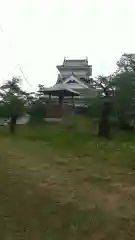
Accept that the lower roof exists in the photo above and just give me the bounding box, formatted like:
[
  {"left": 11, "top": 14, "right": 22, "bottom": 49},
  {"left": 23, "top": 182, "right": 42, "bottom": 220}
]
[{"left": 41, "top": 84, "right": 80, "bottom": 97}]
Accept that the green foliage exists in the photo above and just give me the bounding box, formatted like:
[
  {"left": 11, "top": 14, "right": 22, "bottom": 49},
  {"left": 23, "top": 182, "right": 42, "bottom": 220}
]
[
  {"left": 0, "top": 77, "right": 47, "bottom": 124},
  {"left": 0, "top": 77, "right": 25, "bottom": 119},
  {"left": 91, "top": 75, "right": 115, "bottom": 97},
  {"left": 7, "top": 95, "right": 25, "bottom": 117},
  {"left": 29, "top": 100, "right": 46, "bottom": 123},
  {"left": 117, "top": 53, "right": 135, "bottom": 72},
  {"left": 112, "top": 70, "right": 135, "bottom": 123},
  {"left": 90, "top": 53, "right": 135, "bottom": 132},
  {"left": 87, "top": 97, "right": 104, "bottom": 118},
  {"left": 0, "top": 103, "right": 8, "bottom": 118}
]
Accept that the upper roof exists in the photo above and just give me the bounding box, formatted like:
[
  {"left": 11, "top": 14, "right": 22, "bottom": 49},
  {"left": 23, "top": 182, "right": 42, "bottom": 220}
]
[{"left": 63, "top": 58, "right": 89, "bottom": 67}]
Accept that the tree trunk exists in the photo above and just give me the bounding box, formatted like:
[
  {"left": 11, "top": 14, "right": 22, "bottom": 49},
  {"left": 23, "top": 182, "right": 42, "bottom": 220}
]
[
  {"left": 98, "top": 99, "right": 111, "bottom": 138},
  {"left": 9, "top": 115, "right": 17, "bottom": 134}
]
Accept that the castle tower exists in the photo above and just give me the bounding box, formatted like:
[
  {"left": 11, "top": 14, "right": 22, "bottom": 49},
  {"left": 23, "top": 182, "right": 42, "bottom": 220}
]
[{"left": 56, "top": 57, "right": 92, "bottom": 86}]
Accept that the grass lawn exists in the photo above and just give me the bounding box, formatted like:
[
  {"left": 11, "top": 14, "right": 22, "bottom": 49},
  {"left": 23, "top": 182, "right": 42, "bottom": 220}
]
[{"left": 1, "top": 117, "right": 135, "bottom": 239}]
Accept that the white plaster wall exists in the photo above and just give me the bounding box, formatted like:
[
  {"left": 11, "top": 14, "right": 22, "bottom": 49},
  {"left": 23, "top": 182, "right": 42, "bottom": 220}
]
[
  {"left": 64, "top": 60, "right": 87, "bottom": 66},
  {"left": 60, "top": 70, "right": 88, "bottom": 77}
]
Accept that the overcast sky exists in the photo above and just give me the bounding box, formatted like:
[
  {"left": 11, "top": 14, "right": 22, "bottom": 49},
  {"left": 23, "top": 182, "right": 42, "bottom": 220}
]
[{"left": 0, "top": 0, "right": 134, "bottom": 91}]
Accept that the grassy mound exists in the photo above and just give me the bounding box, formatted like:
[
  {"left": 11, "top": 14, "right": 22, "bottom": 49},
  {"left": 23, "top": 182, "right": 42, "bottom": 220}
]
[{"left": 0, "top": 117, "right": 135, "bottom": 239}]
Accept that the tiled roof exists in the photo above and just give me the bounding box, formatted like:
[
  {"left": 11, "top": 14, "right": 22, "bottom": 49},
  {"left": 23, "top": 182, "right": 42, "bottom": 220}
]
[
  {"left": 42, "top": 84, "right": 80, "bottom": 96},
  {"left": 63, "top": 58, "right": 88, "bottom": 66}
]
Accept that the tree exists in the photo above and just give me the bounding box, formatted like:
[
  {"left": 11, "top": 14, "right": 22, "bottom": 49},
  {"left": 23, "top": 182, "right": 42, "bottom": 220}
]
[
  {"left": 112, "top": 71, "right": 135, "bottom": 130},
  {"left": 112, "top": 53, "right": 135, "bottom": 130},
  {"left": 36, "top": 84, "right": 46, "bottom": 102},
  {"left": 29, "top": 100, "right": 46, "bottom": 124},
  {"left": 91, "top": 75, "right": 114, "bottom": 137},
  {"left": 91, "top": 74, "right": 116, "bottom": 97},
  {"left": 92, "top": 54, "right": 135, "bottom": 134},
  {"left": 117, "top": 53, "right": 135, "bottom": 72},
  {"left": 0, "top": 77, "right": 26, "bottom": 133},
  {"left": 98, "top": 98, "right": 112, "bottom": 138},
  {"left": 87, "top": 96, "right": 104, "bottom": 118},
  {"left": 28, "top": 85, "right": 46, "bottom": 123}
]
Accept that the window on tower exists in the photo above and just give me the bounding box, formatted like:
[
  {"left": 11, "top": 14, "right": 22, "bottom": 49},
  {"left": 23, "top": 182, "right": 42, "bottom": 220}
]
[
  {"left": 80, "top": 78, "right": 85, "bottom": 81},
  {"left": 66, "top": 79, "right": 77, "bottom": 84}
]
